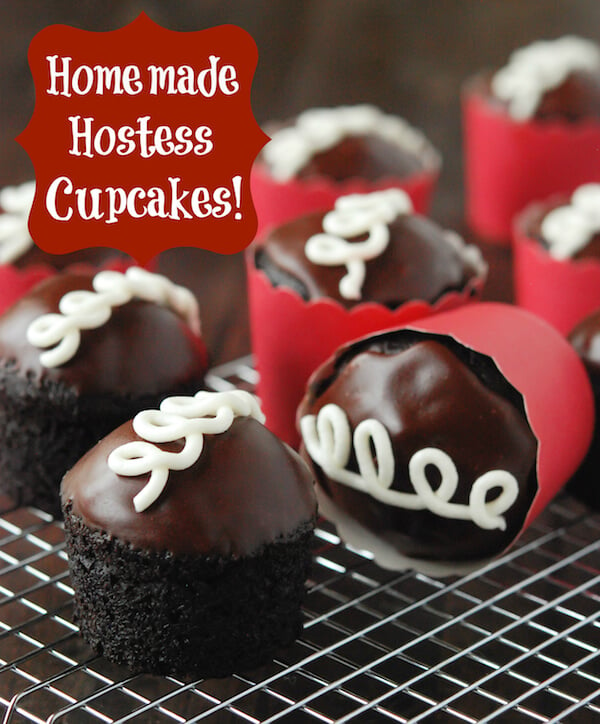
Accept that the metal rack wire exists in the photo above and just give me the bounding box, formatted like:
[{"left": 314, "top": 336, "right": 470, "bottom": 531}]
[{"left": 1, "top": 356, "right": 599, "bottom": 723}]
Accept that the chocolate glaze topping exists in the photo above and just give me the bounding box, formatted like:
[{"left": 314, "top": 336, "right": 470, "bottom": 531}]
[
  {"left": 61, "top": 416, "right": 317, "bottom": 557},
  {"left": 295, "top": 134, "right": 425, "bottom": 182},
  {"left": 521, "top": 198, "right": 600, "bottom": 260},
  {"left": 570, "top": 309, "right": 600, "bottom": 378},
  {"left": 257, "top": 211, "right": 481, "bottom": 309},
  {"left": 0, "top": 273, "right": 208, "bottom": 396},
  {"left": 477, "top": 70, "right": 600, "bottom": 122},
  {"left": 534, "top": 70, "right": 600, "bottom": 122},
  {"left": 12, "top": 246, "right": 127, "bottom": 271},
  {"left": 298, "top": 331, "right": 538, "bottom": 562},
  {"left": 261, "top": 116, "right": 430, "bottom": 182}
]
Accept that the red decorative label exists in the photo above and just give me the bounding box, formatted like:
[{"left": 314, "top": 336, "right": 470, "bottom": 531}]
[{"left": 17, "top": 13, "right": 268, "bottom": 263}]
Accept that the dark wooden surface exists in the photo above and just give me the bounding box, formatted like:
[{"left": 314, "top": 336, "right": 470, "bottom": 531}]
[{"left": 2, "top": 1, "right": 600, "bottom": 365}]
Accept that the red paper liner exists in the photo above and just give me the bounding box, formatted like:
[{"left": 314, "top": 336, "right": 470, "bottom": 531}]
[
  {"left": 0, "top": 255, "right": 146, "bottom": 315},
  {"left": 513, "top": 204, "right": 600, "bottom": 335},
  {"left": 462, "top": 79, "right": 600, "bottom": 243},
  {"left": 406, "top": 303, "right": 594, "bottom": 532},
  {"left": 247, "top": 251, "right": 486, "bottom": 448},
  {"left": 0, "top": 265, "right": 55, "bottom": 315},
  {"left": 251, "top": 160, "right": 439, "bottom": 239}
]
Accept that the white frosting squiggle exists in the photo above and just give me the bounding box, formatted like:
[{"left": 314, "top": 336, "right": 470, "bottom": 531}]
[
  {"left": 26, "top": 267, "right": 201, "bottom": 368},
  {"left": 263, "top": 105, "right": 439, "bottom": 181},
  {"left": 0, "top": 181, "right": 35, "bottom": 264},
  {"left": 304, "top": 190, "right": 413, "bottom": 299},
  {"left": 108, "top": 390, "right": 265, "bottom": 512},
  {"left": 492, "top": 36, "right": 600, "bottom": 120},
  {"left": 300, "top": 404, "right": 519, "bottom": 531},
  {"left": 541, "top": 183, "right": 600, "bottom": 259}
]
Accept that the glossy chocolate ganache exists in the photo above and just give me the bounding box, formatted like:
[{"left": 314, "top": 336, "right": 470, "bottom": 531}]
[
  {"left": 298, "top": 330, "right": 538, "bottom": 565},
  {"left": 62, "top": 391, "right": 317, "bottom": 557},
  {"left": 486, "top": 36, "right": 600, "bottom": 123},
  {"left": 567, "top": 309, "right": 600, "bottom": 509},
  {"left": 570, "top": 308, "right": 600, "bottom": 378},
  {"left": 286, "top": 133, "right": 424, "bottom": 182},
  {"left": 260, "top": 105, "right": 440, "bottom": 183},
  {"left": 522, "top": 184, "right": 600, "bottom": 262},
  {"left": 0, "top": 269, "right": 207, "bottom": 397},
  {"left": 256, "top": 190, "right": 484, "bottom": 309}
]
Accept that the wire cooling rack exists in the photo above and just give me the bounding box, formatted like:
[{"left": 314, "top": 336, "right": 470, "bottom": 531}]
[{"left": 1, "top": 356, "right": 599, "bottom": 723}]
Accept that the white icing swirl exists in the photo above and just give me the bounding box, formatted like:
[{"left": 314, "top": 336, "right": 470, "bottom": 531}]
[
  {"left": 541, "top": 183, "right": 600, "bottom": 259},
  {"left": 262, "top": 105, "right": 440, "bottom": 181},
  {"left": 26, "top": 267, "right": 201, "bottom": 368},
  {"left": 0, "top": 181, "right": 35, "bottom": 264},
  {"left": 108, "top": 390, "right": 265, "bottom": 512},
  {"left": 304, "top": 189, "right": 413, "bottom": 299},
  {"left": 492, "top": 36, "right": 600, "bottom": 121},
  {"left": 300, "top": 404, "right": 519, "bottom": 531}
]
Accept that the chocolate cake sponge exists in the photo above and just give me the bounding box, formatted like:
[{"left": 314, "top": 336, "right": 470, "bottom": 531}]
[
  {"left": 0, "top": 270, "right": 208, "bottom": 515},
  {"left": 64, "top": 505, "right": 313, "bottom": 677},
  {"left": 0, "top": 367, "right": 184, "bottom": 515},
  {"left": 61, "top": 400, "right": 317, "bottom": 677}
]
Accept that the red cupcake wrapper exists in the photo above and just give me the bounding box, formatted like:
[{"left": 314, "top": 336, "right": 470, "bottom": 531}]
[
  {"left": 407, "top": 303, "right": 594, "bottom": 532},
  {"left": 513, "top": 204, "right": 600, "bottom": 335},
  {"left": 251, "top": 161, "right": 440, "bottom": 239},
  {"left": 0, "top": 265, "right": 55, "bottom": 315},
  {"left": 0, "top": 255, "right": 146, "bottom": 315},
  {"left": 463, "top": 80, "right": 600, "bottom": 243},
  {"left": 247, "top": 250, "right": 485, "bottom": 448}
]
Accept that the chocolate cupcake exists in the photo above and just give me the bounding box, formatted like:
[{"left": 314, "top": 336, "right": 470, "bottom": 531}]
[
  {"left": 61, "top": 389, "right": 316, "bottom": 678},
  {"left": 297, "top": 304, "right": 594, "bottom": 575},
  {"left": 252, "top": 104, "right": 441, "bottom": 235},
  {"left": 0, "top": 267, "right": 208, "bottom": 514},
  {"left": 463, "top": 36, "right": 600, "bottom": 241},
  {"left": 489, "top": 37, "right": 600, "bottom": 123},
  {"left": 0, "top": 180, "right": 131, "bottom": 313},
  {"left": 568, "top": 308, "right": 600, "bottom": 508},
  {"left": 248, "top": 188, "right": 486, "bottom": 446},
  {"left": 255, "top": 192, "right": 484, "bottom": 309},
  {"left": 514, "top": 183, "right": 600, "bottom": 333}
]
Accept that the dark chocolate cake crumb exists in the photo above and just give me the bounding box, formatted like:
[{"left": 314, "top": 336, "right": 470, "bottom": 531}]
[{"left": 64, "top": 504, "right": 314, "bottom": 678}]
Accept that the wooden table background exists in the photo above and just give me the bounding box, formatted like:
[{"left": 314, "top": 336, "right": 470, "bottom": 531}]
[{"left": 1, "top": 0, "right": 599, "bottom": 365}]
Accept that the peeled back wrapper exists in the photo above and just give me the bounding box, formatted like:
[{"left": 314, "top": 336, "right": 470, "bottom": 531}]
[
  {"left": 251, "top": 160, "right": 439, "bottom": 240},
  {"left": 308, "top": 303, "right": 595, "bottom": 576},
  {"left": 513, "top": 202, "right": 600, "bottom": 335},
  {"left": 462, "top": 77, "right": 600, "bottom": 243},
  {"left": 246, "top": 247, "right": 486, "bottom": 448}
]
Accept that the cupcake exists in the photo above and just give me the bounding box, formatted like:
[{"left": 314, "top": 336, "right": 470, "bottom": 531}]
[
  {"left": 0, "top": 180, "right": 133, "bottom": 313},
  {"left": 463, "top": 36, "right": 600, "bottom": 242},
  {"left": 513, "top": 183, "right": 600, "bottom": 334},
  {"left": 61, "top": 389, "right": 317, "bottom": 678},
  {"left": 567, "top": 308, "right": 600, "bottom": 508},
  {"left": 247, "top": 188, "right": 486, "bottom": 446},
  {"left": 0, "top": 267, "right": 208, "bottom": 515},
  {"left": 297, "top": 304, "right": 594, "bottom": 576},
  {"left": 252, "top": 104, "right": 441, "bottom": 235}
]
